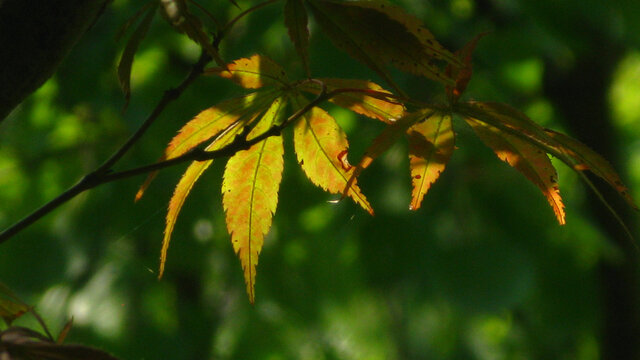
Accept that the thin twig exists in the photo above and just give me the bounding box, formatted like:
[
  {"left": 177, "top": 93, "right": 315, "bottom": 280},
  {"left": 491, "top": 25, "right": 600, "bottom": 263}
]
[{"left": 0, "top": 79, "right": 334, "bottom": 244}]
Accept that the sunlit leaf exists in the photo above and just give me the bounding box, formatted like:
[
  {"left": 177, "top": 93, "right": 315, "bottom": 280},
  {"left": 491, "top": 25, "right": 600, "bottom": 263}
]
[
  {"left": 307, "top": 0, "right": 460, "bottom": 90},
  {"left": 135, "top": 91, "right": 278, "bottom": 201},
  {"left": 284, "top": 0, "right": 311, "bottom": 76},
  {"left": 117, "top": 3, "right": 156, "bottom": 109},
  {"left": 545, "top": 129, "right": 638, "bottom": 210},
  {"left": 408, "top": 112, "right": 455, "bottom": 210},
  {"left": 293, "top": 96, "right": 373, "bottom": 214},
  {"left": 208, "top": 55, "right": 289, "bottom": 89},
  {"left": 222, "top": 101, "right": 286, "bottom": 303},
  {"left": 159, "top": 119, "right": 248, "bottom": 278},
  {"left": 343, "top": 110, "right": 431, "bottom": 197},
  {"left": 298, "top": 78, "right": 404, "bottom": 123},
  {"left": 466, "top": 117, "right": 566, "bottom": 224}
]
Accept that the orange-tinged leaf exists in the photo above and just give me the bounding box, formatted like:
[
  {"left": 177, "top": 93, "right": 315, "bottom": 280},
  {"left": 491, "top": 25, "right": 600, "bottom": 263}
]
[
  {"left": 159, "top": 118, "right": 248, "bottom": 278},
  {"left": 159, "top": 159, "right": 212, "bottom": 278},
  {"left": 466, "top": 117, "right": 566, "bottom": 224},
  {"left": 222, "top": 134, "right": 284, "bottom": 303},
  {"left": 293, "top": 97, "right": 373, "bottom": 214},
  {"left": 408, "top": 112, "right": 455, "bottom": 210},
  {"left": 298, "top": 78, "right": 404, "bottom": 123},
  {"left": 0, "top": 282, "right": 30, "bottom": 326},
  {"left": 284, "top": 0, "right": 311, "bottom": 76},
  {"left": 545, "top": 129, "right": 638, "bottom": 210},
  {"left": 307, "top": 0, "right": 459, "bottom": 89},
  {"left": 446, "top": 32, "right": 488, "bottom": 103},
  {"left": 208, "top": 55, "right": 289, "bottom": 89},
  {"left": 117, "top": 3, "right": 156, "bottom": 109},
  {"left": 342, "top": 110, "right": 431, "bottom": 198},
  {"left": 135, "top": 91, "right": 278, "bottom": 201}
]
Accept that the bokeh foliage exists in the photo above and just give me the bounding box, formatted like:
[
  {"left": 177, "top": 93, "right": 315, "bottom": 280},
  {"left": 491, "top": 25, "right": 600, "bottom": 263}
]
[{"left": 1, "top": 0, "right": 639, "bottom": 358}]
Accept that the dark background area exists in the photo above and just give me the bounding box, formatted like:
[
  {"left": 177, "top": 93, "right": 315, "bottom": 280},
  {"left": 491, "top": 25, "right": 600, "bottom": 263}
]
[{"left": 1, "top": 0, "right": 639, "bottom": 358}]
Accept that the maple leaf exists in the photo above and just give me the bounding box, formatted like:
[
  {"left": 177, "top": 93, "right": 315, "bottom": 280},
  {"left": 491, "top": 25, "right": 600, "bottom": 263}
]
[
  {"left": 208, "top": 54, "right": 289, "bottom": 89},
  {"left": 545, "top": 129, "right": 638, "bottom": 210},
  {"left": 306, "top": 0, "right": 460, "bottom": 91},
  {"left": 284, "top": 0, "right": 311, "bottom": 76},
  {"left": 446, "top": 32, "right": 488, "bottom": 104},
  {"left": 293, "top": 96, "right": 374, "bottom": 214},
  {"left": 343, "top": 110, "right": 432, "bottom": 198},
  {"left": 117, "top": 2, "right": 157, "bottom": 109},
  {"left": 408, "top": 112, "right": 455, "bottom": 210},
  {"left": 222, "top": 105, "right": 285, "bottom": 304},
  {"left": 135, "top": 91, "right": 278, "bottom": 200},
  {"left": 158, "top": 107, "right": 254, "bottom": 279},
  {"left": 465, "top": 117, "right": 566, "bottom": 224},
  {"left": 298, "top": 78, "right": 404, "bottom": 123}
]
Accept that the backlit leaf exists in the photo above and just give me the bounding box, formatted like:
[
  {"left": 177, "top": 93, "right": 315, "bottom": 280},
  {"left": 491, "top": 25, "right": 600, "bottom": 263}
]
[
  {"left": 307, "top": 0, "right": 460, "bottom": 90},
  {"left": 284, "top": 0, "right": 311, "bottom": 76},
  {"left": 209, "top": 55, "right": 289, "bottom": 89},
  {"left": 408, "top": 112, "right": 454, "bottom": 210},
  {"left": 117, "top": 3, "right": 156, "bottom": 109},
  {"left": 293, "top": 96, "right": 373, "bottom": 214},
  {"left": 222, "top": 105, "right": 285, "bottom": 303},
  {"left": 299, "top": 78, "right": 404, "bottom": 123},
  {"left": 466, "top": 117, "right": 566, "bottom": 224},
  {"left": 343, "top": 110, "right": 431, "bottom": 197},
  {"left": 159, "top": 119, "right": 248, "bottom": 278},
  {"left": 545, "top": 129, "right": 638, "bottom": 209},
  {"left": 136, "top": 91, "right": 278, "bottom": 201}
]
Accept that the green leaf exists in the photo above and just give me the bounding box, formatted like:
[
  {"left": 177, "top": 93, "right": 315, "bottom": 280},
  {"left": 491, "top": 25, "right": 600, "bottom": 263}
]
[
  {"left": 307, "top": 0, "right": 460, "bottom": 91},
  {"left": 284, "top": 0, "right": 311, "bottom": 76},
  {"left": 0, "top": 282, "right": 30, "bottom": 326}
]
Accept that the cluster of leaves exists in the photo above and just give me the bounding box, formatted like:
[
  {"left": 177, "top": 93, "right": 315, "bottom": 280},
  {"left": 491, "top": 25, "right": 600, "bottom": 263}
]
[
  {"left": 0, "top": 283, "right": 118, "bottom": 360},
  {"left": 122, "top": 0, "right": 637, "bottom": 303}
]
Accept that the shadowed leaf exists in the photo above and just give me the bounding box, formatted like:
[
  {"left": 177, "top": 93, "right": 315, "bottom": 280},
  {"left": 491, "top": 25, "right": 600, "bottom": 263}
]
[
  {"left": 117, "top": 3, "right": 156, "bottom": 109},
  {"left": 0, "top": 283, "right": 30, "bottom": 326},
  {"left": 1, "top": 326, "right": 119, "bottom": 360},
  {"left": 466, "top": 117, "right": 566, "bottom": 224},
  {"left": 446, "top": 32, "right": 488, "bottom": 103},
  {"left": 545, "top": 129, "right": 638, "bottom": 210},
  {"left": 408, "top": 112, "right": 455, "bottom": 210},
  {"left": 222, "top": 104, "right": 285, "bottom": 303},
  {"left": 307, "top": 0, "right": 460, "bottom": 91},
  {"left": 284, "top": 0, "right": 311, "bottom": 76},
  {"left": 299, "top": 78, "right": 404, "bottom": 123},
  {"left": 293, "top": 96, "right": 373, "bottom": 214}
]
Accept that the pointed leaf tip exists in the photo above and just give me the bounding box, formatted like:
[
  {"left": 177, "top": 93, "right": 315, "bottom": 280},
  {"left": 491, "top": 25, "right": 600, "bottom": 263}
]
[
  {"left": 408, "top": 112, "right": 455, "bottom": 210},
  {"left": 293, "top": 97, "right": 373, "bottom": 214},
  {"left": 466, "top": 117, "right": 566, "bottom": 225}
]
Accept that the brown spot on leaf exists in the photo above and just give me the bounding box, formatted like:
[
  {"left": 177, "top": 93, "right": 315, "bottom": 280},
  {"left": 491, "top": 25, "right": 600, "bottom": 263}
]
[{"left": 337, "top": 150, "right": 352, "bottom": 171}]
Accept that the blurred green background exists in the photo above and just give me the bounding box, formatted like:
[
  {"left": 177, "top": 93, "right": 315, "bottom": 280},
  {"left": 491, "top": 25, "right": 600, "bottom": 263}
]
[{"left": 1, "top": 0, "right": 640, "bottom": 358}]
